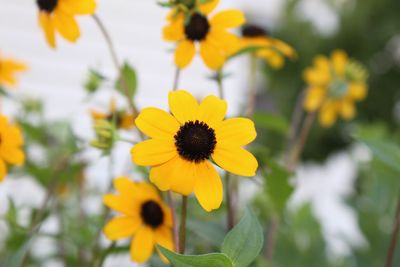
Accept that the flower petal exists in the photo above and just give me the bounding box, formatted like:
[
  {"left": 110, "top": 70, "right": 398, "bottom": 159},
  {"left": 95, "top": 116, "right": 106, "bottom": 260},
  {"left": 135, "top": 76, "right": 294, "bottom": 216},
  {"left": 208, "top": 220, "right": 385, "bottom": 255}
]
[
  {"left": 135, "top": 108, "right": 179, "bottom": 139},
  {"left": 0, "top": 159, "right": 7, "bottom": 182},
  {"left": 1, "top": 126, "right": 24, "bottom": 146},
  {"left": 38, "top": 12, "right": 56, "bottom": 48},
  {"left": 339, "top": 100, "right": 355, "bottom": 120},
  {"left": 163, "top": 15, "right": 185, "bottom": 41},
  {"left": 131, "top": 139, "right": 177, "bottom": 166},
  {"left": 348, "top": 82, "right": 367, "bottom": 101},
  {"left": 215, "top": 118, "right": 256, "bottom": 146},
  {"left": 175, "top": 40, "right": 196, "bottom": 69},
  {"left": 194, "top": 161, "right": 222, "bottom": 212},
  {"left": 53, "top": 11, "right": 80, "bottom": 42},
  {"left": 130, "top": 226, "right": 155, "bottom": 263},
  {"left": 113, "top": 176, "right": 137, "bottom": 196},
  {"left": 200, "top": 40, "right": 225, "bottom": 70},
  {"left": 210, "top": 10, "right": 246, "bottom": 29},
  {"left": 198, "top": 95, "right": 227, "bottom": 128},
  {"left": 169, "top": 90, "right": 199, "bottom": 124},
  {"left": 331, "top": 49, "right": 348, "bottom": 77},
  {"left": 199, "top": 0, "right": 220, "bottom": 14},
  {"left": 155, "top": 225, "right": 174, "bottom": 263},
  {"left": 319, "top": 101, "right": 339, "bottom": 127},
  {"left": 59, "top": 0, "right": 96, "bottom": 14},
  {"left": 212, "top": 146, "right": 258, "bottom": 176},
  {"left": 303, "top": 86, "right": 326, "bottom": 112},
  {"left": 103, "top": 194, "right": 137, "bottom": 216},
  {"left": 104, "top": 216, "right": 141, "bottom": 241},
  {"left": 0, "top": 147, "right": 24, "bottom": 165}
]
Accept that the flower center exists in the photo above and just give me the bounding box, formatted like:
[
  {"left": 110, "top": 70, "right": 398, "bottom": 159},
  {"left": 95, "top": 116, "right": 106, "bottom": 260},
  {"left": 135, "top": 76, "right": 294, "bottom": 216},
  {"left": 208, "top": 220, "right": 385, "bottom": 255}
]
[
  {"left": 241, "top": 24, "right": 268, "bottom": 37},
  {"left": 140, "top": 200, "right": 164, "bottom": 228},
  {"left": 184, "top": 13, "right": 210, "bottom": 41},
  {"left": 329, "top": 79, "right": 348, "bottom": 98},
  {"left": 36, "top": 0, "right": 58, "bottom": 13},
  {"left": 174, "top": 120, "right": 217, "bottom": 162}
]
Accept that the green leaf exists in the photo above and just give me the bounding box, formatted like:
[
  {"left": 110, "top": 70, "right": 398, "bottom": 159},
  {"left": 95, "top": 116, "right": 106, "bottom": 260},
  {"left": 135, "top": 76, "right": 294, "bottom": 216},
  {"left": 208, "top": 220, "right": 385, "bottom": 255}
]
[
  {"left": 263, "top": 161, "right": 294, "bottom": 214},
  {"left": 84, "top": 68, "right": 106, "bottom": 93},
  {"left": 158, "top": 246, "right": 233, "bottom": 267},
  {"left": 221, "top": 208, "right": 264, "bottom": 267},
  {"left": 115, "top": 62, "right": 137, "bottom": 100},
  {"left": 253, "top": 112, "right": 289, "bottom": 134}
]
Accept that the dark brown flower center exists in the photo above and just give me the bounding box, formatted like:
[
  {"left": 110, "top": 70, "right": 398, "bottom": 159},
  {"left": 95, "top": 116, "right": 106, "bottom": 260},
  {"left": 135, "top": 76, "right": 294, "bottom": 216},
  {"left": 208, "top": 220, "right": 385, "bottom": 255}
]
[
  {"left": 36, "top": 0, "right": 58, "bottom": 13},
  {"left": 184, "top": 13, "right": 210, "bottom": 41},
  {"left": 140, "top": 200, "right": 164, "bottom": 228},
  {"left": 241, "top": 24, "right": 268, "bottom": 37},
  {"left": 174, "top": 120, "right": 216, "bottom": 162}
]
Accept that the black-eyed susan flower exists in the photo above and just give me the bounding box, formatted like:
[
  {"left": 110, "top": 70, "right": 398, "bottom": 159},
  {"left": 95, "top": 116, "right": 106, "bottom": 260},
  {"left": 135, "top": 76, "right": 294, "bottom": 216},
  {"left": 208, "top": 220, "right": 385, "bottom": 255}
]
[
  {"left": 0, "top": 115, "right": 25, "bottom": 182},
  {"left": 131, "top": 90, "right": 258, "bottom": 212},
  {"left": 0, "top": 53, "right": 27, "bottom": 88},
  {"left": 90, "top": 98, "right": 135, "bottom": 129},
  {"left": 103, "top": 177, "right": 173, "bottom": 263},
  {"left": 36, "top": 0, "right": 96, "bottom": 48},
  {"left": 237, "top": 24, "right": 296, "bottom": 69},
  {"left": 303, "top": 50, "right": 368, "bottom": 127},
  {"left": 163, "top": 0, "right": 245, "bottom": 70}
]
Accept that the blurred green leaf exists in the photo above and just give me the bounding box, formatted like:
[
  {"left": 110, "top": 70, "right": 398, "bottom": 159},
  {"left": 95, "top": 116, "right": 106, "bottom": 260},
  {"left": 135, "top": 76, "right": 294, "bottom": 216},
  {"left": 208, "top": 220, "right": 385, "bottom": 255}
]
[
  {"left": 221, "top": 208, "right": 263, "bottom": 267},
  {"left": 253, "top": 112, "right": 289, "bottom": 135},
  {"left": 158, "top": 246, "right": 233, "bottom": 267},
  {"left": 116, "top": 62, "right": 137, "bottom": 100},
  {"left": 85, "top": 68, "right": 106, "bottom": 93},
  {"left": 0, "top": 228, "right": 36, "bottom": 267},
  {"left": 263, "top": 161, "right": 294, "bottom": 214}
]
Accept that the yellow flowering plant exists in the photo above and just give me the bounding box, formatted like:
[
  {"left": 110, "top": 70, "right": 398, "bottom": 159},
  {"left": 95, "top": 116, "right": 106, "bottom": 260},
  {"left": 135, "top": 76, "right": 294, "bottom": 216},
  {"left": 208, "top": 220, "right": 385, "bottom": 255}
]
[{"left": 4, "top": 1, "right": 400, "bottom": 267}]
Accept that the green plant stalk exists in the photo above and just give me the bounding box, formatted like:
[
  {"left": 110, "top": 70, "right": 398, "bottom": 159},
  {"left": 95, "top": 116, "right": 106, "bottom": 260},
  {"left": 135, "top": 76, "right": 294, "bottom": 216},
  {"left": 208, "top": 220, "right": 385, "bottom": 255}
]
[
  {"left": 246, "top": 55, "right": 258, "bottom": 117},
  {"left": 173, "top": 67, "right": 181, "bottom": 91},
  {"left": 386, "top": 195, "right": 400, "bottom": 267},
  {"left": 179, "top": 196, "right": 188, "bottom": 254},
  {"left": 168, "top": 191, "right": 180, "bottom": 252}
]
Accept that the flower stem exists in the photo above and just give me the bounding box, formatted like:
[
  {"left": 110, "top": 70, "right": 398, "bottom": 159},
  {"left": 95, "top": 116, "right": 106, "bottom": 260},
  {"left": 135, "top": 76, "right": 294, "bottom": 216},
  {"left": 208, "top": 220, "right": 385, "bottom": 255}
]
[
  {"left": 92, "top": 14, "right": 139, "bottom": 116},
  {"left": 386, "top": 195, "right": 400, "bottom": 267},
  {"left": 216, "top": 70, "right": 224, "bottom": 99},
  {"left": 265, "top": 216, "right": 279, "bottom": 261},
  {"left": 246, "top": 55, "right": 258, "bottom": 117},
  {"left": 179, "top": 196, "right": 188, "bottom": 254},
  {"left": 167, "top": 192, "right": 180, "bottom": 252},
  {"left": 173, "top": 67, "right": 181, "bottom": 91},
  {"left": 225, "top": 173, "right": 236, "bottom": 230}
]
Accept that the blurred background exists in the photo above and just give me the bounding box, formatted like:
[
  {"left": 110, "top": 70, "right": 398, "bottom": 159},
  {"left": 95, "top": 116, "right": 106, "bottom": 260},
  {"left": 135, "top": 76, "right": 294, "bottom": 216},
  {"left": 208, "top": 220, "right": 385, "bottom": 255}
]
[{"left": 0, "top": 0, "right": 399, "bottom": 266}]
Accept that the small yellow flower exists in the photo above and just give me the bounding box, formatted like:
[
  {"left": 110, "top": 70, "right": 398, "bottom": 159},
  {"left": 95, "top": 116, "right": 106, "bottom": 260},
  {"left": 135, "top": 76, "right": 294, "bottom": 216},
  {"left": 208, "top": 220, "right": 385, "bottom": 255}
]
[
  {"left": 0, "top": 115, "right": 25, "bottom": 182},
  {"left": 36, "top": 0, "right": 96, "bottom": 48},
  {"left": 238, "top": 24, "right": 296, "bottom": 69},
  {"left": 163, "top": 0, "right": 245, "bottom": 70},
  {"left": 103, "top": 177, "right": 173, "bottom": 263},
  {"left": 131, "top": 90, "right": 258, "bottom": 212},
  {"left": 0, "top": 54, "right": 27, "bottom": 88},
  {"left": 303, "top": 50, "right": 368, "bottom": 127},
  {"left": 90, "top": 98, "right": 135, "bottom": 129}
]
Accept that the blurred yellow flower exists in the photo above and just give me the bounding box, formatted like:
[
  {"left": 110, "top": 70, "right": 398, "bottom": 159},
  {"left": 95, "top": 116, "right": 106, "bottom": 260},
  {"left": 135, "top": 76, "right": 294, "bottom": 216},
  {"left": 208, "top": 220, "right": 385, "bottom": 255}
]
[
  {"left": 163, "top": 0, "right": 245, "bottom": 70},
  {"left": 303, "top": 50, "right": 368, "bottom": 127},
  {"left": 0, "top": 115, "right": 25, "bottom": 182},
  {"left": 131, "top": 90, "right": 258, "bottom": 212},
  {"left": 238, "top": 24, "right": 296, "bottom": 69},
  {"left": 90, "top": 98, "right": 135, "bottom": 129},
  {"left": 36, "top": 0, "right": 96, "bottom": 48},
  {"left": 0, "top": 54, "right": 27, "bottom": 87},
  {"left": 103, "top": 177, "right": 173, "bottom": 263}
]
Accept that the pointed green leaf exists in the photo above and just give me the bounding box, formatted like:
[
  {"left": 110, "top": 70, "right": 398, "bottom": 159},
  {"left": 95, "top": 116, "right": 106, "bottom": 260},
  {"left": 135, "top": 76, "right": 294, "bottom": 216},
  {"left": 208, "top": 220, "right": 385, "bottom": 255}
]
[
  {"left": 221, "top": 208, "right": 264, "bottom": 267},
  {"left": 158, "top": 246, "right": 233, "bottom": 267},
  {"left": 116, "top": 62, "right": 137, "bottom": 99}
]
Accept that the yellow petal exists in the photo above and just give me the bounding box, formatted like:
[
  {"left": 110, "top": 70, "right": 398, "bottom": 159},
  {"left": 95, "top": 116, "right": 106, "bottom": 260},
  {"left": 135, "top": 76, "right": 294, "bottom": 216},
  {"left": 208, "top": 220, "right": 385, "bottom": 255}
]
[
  {"left": 319, "top": 101, "right": 338, "bottom": 127},
  {"left": 207, "top": 30, "right": 240, "bottom": 56},
  {"left": 0, "top": 159, "right": 7, "bottom": 182},
  {"left": 174, "top": 40, "right": 196, "bottom": 69},
  {"left": 38, "top": 12, "right": 56, "bottom": 48},
  {"left": 339, "top": 100, "right": 355, "bottom": 120},
  {"left": 59, "top": 0, "right": 96, "bottom": 15},
  {"left": 169, "top": 90, "right": 199, "bottom": 124},
  {"left": 104, "top": 216, "right": 141, "bottom": 241},
  {"left": 199, "top": 0, "right": 220, "bottom": 14},
  {"left": 347, "top": 82, "right": 367, "bottom": 101},
  {"left": 303, "top": 67, "right": 330, "bottom": 86},
  {"left": 130, "top": 226, "right": 155, "bottom": 263},
  {"left": 2, "top": 60, "right": 28, "bottom": 72},
  {"left": 303, "top": 86, "right": 326, "bottom": 112},
  {"left": 198, "top": 95, "right": 227, "bottom": 128},
  {"left": 103, "top": 194, "right": 137, "bottom": 216},
  {"left": 155, "top": 225, "right": 173, "bottom": 252},
  {"left": 1, "top": 126, "right": 24, "bottom": 146},
  {"left": 53, "top": 10, "right": 80, "bottom": 42},
  {"left": 131, "top": 139, "right": 177, "bottom": 166},
  {"left": 331, "top": 49, "right": 348, "bottom": 77},
  {"left": 135, "top": 107, "right": 179, "bottom": 139},
  {"left": 135, "top": 182, "right": 162, "bottom": 202},
  {"left": 162, "top": 17, "right": 185, "bottom": 42},
  {"left": 161, "top": 205, "right": 173, "bottom": 227},
  {"left": 212, "top": 146, "right": 258, "bottom": 176},
  {"left": 0, "top": 147, "right": 24, "bottom": 165},
  {"left": 113, "top": 176, "right": 137, "bottom": 197},
  {"left": 215, "top": 118, "right": 256, "bottom": 146},
  {"left": 200, "top": 40, "right": 225, "bottom": 70},
  {"left": 194, "top": 161, "right": 222, "bottom": 212},
  {"left": 210, "top": 10, "right": 246, "bottom": 29}
]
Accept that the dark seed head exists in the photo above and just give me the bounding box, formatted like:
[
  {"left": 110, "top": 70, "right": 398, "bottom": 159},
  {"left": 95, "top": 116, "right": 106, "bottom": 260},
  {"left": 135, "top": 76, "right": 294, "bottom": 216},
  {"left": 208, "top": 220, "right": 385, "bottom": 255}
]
[
  {"left": 174, "top": 120, "right": 217, "bottom": 162},
  {"left": 140, "top": 201, "right": 164, "bottom": 228},
  {"left": 36, "top": 0, "right": 58, "bottom": 13},
  {"left": 241, "top": 24, "right": 268, "bottom": 38},
  {"left": 184, "top": 13, "right": 210, "bottom": 41}
]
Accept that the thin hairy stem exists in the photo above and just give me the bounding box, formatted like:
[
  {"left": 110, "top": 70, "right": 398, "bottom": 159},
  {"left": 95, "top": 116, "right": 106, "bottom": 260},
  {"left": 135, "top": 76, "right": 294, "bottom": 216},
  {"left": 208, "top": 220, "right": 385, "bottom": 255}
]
[
  {"left": 179, "top": 196, "right": 188, "bottom": 254},
  {"left": 216, "top": 70, "right": 225, "bottom": 99},
  {"left": 173, "top": 67, "right": 181, "bottom": 91}
]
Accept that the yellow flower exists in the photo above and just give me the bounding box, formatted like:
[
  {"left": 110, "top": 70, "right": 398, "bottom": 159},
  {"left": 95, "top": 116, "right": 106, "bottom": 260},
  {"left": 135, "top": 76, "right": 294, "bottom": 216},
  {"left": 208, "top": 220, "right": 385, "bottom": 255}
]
[
  {"left": 131, "top": 90, "right": 258, "bottom": 212},
  {"left": 303, "top": 50, "right": 368, "bottom": 127},
  {"left": 0, "top": 115, "right": 25, "bottom": 182},
  {"left": 163, "top": 0, "right": 245, "bottom": 70},
  {"left": 0, "top": 54, "right": 27, "bottom": 87},
  {"left": 238, "top": 24, "right": 296, "bottom": 69},
  {"left": 103, "top": 177, "right": 173, "bottom": 263},
  {"left": 36, "top": 0, "right": 96, "bottom": 48},
  {"left": 90, "top": 98, "right": 135, "bottom": 129}
]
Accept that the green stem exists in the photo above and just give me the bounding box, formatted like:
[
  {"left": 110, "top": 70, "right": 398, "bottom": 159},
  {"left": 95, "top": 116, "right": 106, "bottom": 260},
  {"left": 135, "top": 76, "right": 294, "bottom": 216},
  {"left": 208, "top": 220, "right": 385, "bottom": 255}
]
[
  {"left": 168, "top": 192, "right": 179, "bottom": 252},
  {"left": 173, "top": 67, "right": 181, "bottom": 91},
  {"left": 386, "top": 195, "right": 400, "bottom": 267},
  {"left": 216, "top": 70, "right": 224, "bottom": 99},
  {"left": 246, "top": 55, "right": 258, "bottom": 117},
  {"left": 179, "top": 196, "right": 188, "bottom": 254}
]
